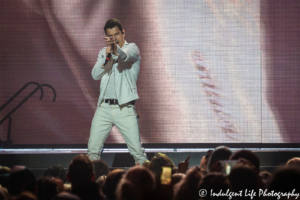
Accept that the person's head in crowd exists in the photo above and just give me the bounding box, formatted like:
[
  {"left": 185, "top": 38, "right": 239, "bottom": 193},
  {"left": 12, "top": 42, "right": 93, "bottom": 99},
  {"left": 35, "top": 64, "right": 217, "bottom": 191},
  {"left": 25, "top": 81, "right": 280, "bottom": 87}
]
[
  {"left": 95, "top": 175, "right": 106, "bottom": 188},
  {"left": 13, "top": 192, "right": 37, "bottom": 200},
  {"left": 72, "top": 181, "right": 104, "bottom": 200},
  {"left": 286, "top": 157, "right": 300, "bottom": 168},
  {"left": 0, "top": 185, "right": 9, "bottom": 200},
  {"left": 174, "top": 167, "right": 203, "bottom": 200},
  {"left": 0, "top": 166, "right": 10, "bottom": 175},
  {"left": 200, "top": 150, "right": 213, "bottom": 171},
  {"left": 43, "top": 168, "right": 52, "bottom": 177},
  {"left": 229, "top": 164, "right": 259, "bottom": 200},
  {"left": 230, "top": 150, "right": 260, "bottom": 172},
  {"left": 53, "top": 192, "right": 80, "bottom": 200},
  {"left": 93, "top": 159, "right": 109, "bottom": 181},
  {"left": 156, "top": 153, "right": 175, "bottom": 166},
  {"left": 102, "top": 169, "right": 125, "bottom": 200},
  {"left": 0, "top": 166, "right": 10, "bottom": 189},
  {"left": 142, "top": 160, "right": 151, "bottom": 168},
  {"left": 36, "top": 177, "right": 58, "bottom": 200},
  {"left": 269, "top": 167, "right": 300, "bottom": 200},
  {"left": 207, "top": 146, "right": 232, "bottom": 172},
  {"left": 260, "top": 171, "right": 272, "bottom": 188},
  {"left": 7, "top": 168, "right": 36, "bottom": 196},
  {"left": 67, "top": 154, "right": 95, "bottom": 188},
  {"left": 172, "top": 173, "right": 186, "bottom": 198},
  {"left": 199, "top": 173, "right": 231, "bottom": 200},
  {"left": 44, "top": 165, "right": 67, "bottom": 183},
  {"left": 116, "top": 166, "right": 155, "bottom": 200},
  {"left": 171, "top": 173, "right": 186, "bottom": 187},
  {"left": 149, "top": 153, "right": 175, "bottom": 177},
  {"left": 51, "top": 178, "right": 64, "bottom": 193}
]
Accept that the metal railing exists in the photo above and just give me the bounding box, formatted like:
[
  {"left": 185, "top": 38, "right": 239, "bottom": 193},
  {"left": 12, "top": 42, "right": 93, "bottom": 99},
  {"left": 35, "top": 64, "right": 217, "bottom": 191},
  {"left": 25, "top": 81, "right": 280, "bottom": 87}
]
[{"left": 0, "top": 82, "right": 56, "bottom": 147}]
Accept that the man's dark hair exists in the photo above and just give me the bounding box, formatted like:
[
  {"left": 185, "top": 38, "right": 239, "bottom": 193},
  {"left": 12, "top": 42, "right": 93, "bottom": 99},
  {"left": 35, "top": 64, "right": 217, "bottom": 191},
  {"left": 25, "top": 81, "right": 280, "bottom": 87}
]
[
  {"left": 68, "top": 155, "right": 94, "bottom": 187},
  {"left": 104, "top": 18, "right": 124, "bottom": 34}
]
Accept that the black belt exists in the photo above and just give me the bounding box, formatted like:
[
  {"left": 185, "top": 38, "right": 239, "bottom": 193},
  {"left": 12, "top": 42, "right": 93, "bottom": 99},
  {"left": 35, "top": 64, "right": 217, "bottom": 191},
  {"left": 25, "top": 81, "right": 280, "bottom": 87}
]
[
  {"left": 103, "top": 99, "right": 118, "bottom": 105},
  {"left": 102, "top": 99, "right": 135, "bottom": 105}
]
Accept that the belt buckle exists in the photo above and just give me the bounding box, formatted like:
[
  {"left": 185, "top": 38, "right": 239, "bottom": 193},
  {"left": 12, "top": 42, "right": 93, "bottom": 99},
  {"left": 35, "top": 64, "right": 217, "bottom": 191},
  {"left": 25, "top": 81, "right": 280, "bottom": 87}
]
[{"left": 113, "top": 99, "right": 116, "bottom": 105}]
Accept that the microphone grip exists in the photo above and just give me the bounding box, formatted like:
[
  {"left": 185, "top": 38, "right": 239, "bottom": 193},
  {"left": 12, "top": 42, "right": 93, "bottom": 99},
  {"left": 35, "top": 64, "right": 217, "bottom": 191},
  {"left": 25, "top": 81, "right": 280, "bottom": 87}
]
[{"left": 104, "top": 53, "right": 112, "bottom": 66}]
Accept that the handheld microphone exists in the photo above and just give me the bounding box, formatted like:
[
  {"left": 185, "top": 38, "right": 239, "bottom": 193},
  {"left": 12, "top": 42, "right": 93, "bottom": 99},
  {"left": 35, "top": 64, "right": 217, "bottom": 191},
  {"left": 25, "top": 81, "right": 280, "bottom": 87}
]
[{"left": 104, "top": 53, "right": 112, "bottom": 66}]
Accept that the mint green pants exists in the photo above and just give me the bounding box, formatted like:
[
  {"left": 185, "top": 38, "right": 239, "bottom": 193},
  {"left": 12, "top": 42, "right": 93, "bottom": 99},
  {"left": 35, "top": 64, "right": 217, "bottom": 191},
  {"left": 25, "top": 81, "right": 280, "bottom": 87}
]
[{"left": 87, "top": 102, "right": 148, "bottom": 164}]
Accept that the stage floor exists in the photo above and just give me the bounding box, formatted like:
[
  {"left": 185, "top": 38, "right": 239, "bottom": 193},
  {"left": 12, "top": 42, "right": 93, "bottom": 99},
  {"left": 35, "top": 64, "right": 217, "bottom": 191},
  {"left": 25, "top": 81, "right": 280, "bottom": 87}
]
[
  {"left": 1, "top": 148, "right": 300, "bottom": 154},
  {"left": 1, "top": 147, "right": 300, "bottom": 179}
]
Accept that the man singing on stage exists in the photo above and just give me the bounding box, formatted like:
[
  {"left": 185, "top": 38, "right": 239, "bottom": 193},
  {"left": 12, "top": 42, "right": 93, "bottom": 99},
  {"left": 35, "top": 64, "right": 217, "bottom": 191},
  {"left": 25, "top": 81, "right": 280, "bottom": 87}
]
[{"left": 87, "top": 18, "right": 148, "bottom": 165}]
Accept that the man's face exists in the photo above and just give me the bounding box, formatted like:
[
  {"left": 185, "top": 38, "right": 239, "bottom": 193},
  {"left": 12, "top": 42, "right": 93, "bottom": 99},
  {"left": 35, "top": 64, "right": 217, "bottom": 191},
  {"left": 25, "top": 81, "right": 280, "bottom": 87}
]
[{"left": 106, "top": 26, "right": 125, "bottom": 48}]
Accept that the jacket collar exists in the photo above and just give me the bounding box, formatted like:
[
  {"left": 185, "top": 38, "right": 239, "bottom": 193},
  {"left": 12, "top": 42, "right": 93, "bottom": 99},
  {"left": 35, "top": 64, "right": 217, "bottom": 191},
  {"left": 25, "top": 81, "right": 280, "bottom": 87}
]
[{"left": 122, "top": 41, "right": 128, "bottom": 49}]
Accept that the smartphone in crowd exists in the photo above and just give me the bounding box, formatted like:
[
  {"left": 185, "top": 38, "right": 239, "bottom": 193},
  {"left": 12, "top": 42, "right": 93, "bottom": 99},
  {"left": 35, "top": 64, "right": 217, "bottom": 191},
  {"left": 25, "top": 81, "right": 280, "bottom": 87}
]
[
  {"left": 219, "top": 160, "right": 240, "bottom": 175},
  {"left": 161, "top": 166, "right": 172, "bottom": 185}
]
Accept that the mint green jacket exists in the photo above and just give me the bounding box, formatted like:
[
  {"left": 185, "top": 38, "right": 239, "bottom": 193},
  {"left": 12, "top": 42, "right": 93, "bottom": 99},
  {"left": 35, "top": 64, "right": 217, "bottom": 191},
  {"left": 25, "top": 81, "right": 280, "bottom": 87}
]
[{"left": 91, "top": 41, "right": 140, "bottom": 105}]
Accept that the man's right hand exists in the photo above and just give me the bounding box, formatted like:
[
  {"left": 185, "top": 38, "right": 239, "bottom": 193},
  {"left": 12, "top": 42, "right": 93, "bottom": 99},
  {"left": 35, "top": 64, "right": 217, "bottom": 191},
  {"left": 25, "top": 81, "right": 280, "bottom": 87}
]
[{"left": 105, "top": 46, "right": 111, "bottom": 56}]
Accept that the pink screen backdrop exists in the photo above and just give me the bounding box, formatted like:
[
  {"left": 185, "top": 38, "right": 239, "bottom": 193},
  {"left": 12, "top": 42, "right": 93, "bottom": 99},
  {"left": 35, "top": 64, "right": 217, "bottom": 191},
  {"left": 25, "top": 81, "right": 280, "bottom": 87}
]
[{"left": 1, "top": 0, "right": 300, "bottom": 144}]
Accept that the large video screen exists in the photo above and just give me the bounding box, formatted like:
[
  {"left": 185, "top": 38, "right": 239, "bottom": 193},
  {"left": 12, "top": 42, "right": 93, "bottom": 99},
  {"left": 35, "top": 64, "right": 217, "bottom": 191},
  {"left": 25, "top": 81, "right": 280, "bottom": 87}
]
[{"left": 1, "top": 0, "right": 300, "bottom": 145}]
